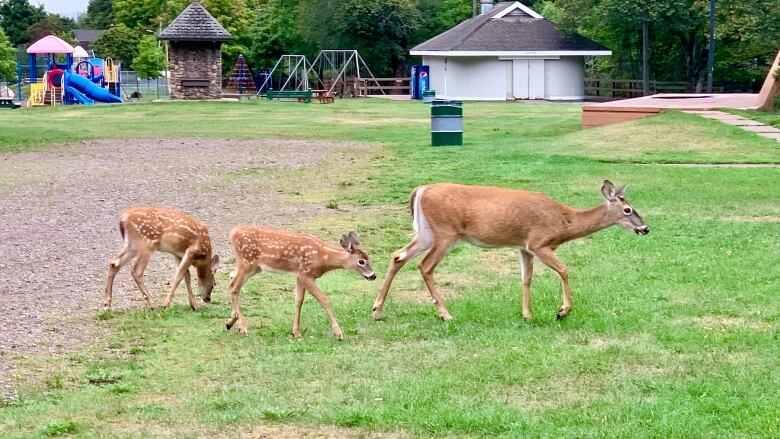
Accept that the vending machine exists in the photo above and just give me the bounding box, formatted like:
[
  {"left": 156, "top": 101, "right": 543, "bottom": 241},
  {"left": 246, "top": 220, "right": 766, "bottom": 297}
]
[{"left": 410, "top": 65, "right": 430, "bottom": 100}]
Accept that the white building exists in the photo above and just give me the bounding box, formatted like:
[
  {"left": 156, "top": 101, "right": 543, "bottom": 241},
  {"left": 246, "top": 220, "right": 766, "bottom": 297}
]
[{"left": 410, "top": 1, "right": 611, "bottom": 101}]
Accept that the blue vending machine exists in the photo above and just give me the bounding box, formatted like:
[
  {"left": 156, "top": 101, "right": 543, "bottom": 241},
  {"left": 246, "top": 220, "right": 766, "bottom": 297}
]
[{"left": 410, "top": 65, "right": 430, "bottom": 100}]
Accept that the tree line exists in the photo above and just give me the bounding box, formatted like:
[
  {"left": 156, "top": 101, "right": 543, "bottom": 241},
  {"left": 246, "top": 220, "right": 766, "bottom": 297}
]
[{"left": 1, "top": 0, "right": 778, "bottom": 90}]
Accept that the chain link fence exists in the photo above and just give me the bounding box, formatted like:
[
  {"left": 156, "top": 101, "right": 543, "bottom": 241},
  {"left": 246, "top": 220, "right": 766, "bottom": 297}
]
[{"left": 121, "top": 71, "right": 170, "bottom": 100}]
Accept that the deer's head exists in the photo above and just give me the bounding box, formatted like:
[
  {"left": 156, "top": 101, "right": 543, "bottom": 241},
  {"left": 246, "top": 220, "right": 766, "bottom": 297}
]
[
  {"left": 602, "top": 180, "right": 649, "bottom": 235},
  {"left": 340, "top": 232, "right": 377, "bottom": 280},
  {"left": 194, "top": 254, "right": 220, "bottom": 302}
]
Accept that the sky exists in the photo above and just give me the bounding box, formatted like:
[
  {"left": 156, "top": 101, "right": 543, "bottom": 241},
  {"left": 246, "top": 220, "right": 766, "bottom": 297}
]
[{"left": 37, "top": 0, "right": 89, "bottom": 19}]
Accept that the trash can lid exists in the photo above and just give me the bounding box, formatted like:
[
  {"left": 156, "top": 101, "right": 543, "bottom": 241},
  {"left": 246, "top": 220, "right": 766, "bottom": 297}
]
[{"left": 432, "top": 99, "right": 462, "bottom": 106}]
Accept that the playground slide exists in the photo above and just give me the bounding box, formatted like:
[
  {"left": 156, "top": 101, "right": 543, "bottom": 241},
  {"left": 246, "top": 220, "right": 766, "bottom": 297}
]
[
  {"left": 64, "top": 85, "right": 94, "bottom": 105},
  {"left": 64, "top": 71, "right": 122, "bottom": 103}
]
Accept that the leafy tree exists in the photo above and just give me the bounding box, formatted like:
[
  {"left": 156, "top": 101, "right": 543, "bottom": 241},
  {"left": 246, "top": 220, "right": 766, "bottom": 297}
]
[
  {"left": 113, "top": 0, "right": 162, "bottom": 31},
  {"left": 248, "top": 0, "right": 310, "bottom": 70},
  {"left": 26, "top": 14, "right": 77, "bottom": 44},
  {"left": 298, "top": 0, "right": 421, "bottom": 76},
  {"left": 0, "top": 0, "right": 45, "bottom": 45},
  {"left": 0, "top": 27, "right": 16, "bottom": 80},
  {"left": 82, "top": 0, "right": 114, "bottom": 29},
  {"left": 91, "top": 23, "right": 140, "bottom": 66},
  {"left": 132, "top": 34, "right": 167, "bottom": 78}
]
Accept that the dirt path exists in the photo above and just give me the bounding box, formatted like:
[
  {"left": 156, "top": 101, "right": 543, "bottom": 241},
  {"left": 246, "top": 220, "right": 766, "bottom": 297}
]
[{"left": 0, "top": 138, "right": 366, "bottom": 397}]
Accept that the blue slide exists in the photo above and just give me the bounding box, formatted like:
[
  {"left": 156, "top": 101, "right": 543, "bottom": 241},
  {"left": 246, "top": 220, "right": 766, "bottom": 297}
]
[{"left": 64, "top": 71, "right": 122, "bottom": 104}]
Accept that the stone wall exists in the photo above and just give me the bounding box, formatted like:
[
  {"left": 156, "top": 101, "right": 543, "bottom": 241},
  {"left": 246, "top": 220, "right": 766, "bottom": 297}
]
[{"left": 168, "top": 42, "right": 222, "bottom": 100}]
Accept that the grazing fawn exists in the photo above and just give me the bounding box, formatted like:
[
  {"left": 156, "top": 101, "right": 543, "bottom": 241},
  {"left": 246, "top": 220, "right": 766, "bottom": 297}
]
[
  {"left": 373, "top": 181, "right": 649, "bottom": 321},
  {"left": 104, "top": 207, "right": 220, "bottom": 310},
  {"left": 226, "top": 227, "right": 376, "bottom": 338}
]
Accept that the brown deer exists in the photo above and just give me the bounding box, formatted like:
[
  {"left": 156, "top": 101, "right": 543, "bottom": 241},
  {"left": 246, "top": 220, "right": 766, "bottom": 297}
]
[
  {"left": 373, "top": 181, "right": 649, "bottom": 322},
  {"left": 104, "top": 207, "right": 220, "bottom": 310},
  {"left": 226, "top": 227, "right": 376, "bottom": 338}
]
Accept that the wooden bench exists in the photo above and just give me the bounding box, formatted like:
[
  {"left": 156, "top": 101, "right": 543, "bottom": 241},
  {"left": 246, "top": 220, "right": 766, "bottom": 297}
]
[
  {"left": 314, "top": 90, "right": 335, "bottom": 104},
  {"left": 266, "top": 89, "right": 312, "bottom": 103},
  {"left": 0, "top": 97, "right": 20, "bottom": 109}
]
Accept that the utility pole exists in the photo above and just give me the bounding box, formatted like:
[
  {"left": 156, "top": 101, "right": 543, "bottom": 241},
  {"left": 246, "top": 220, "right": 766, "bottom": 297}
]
[
  {"left": 473, "top": 0, "right": 477, "bottom": 17},
  {"left": 642, "top": 21, "right": 649, "bottom": 95},
  {"left": 706, "top": 0, "right": 715, "bottom": 93}
]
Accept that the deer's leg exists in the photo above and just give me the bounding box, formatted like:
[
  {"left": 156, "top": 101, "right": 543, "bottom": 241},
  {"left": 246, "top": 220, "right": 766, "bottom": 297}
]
[
  {"left": 532, "top": 247, "right": 572, "bottom": 320},
  {"left": 373, "top": 237, "right": 427, "bottom": 320},
  {"left": 130, "top": 251, "right": 156, "bottom": 307},
  {"left": 418, "top": 237, "right": 458, "bottom": 321},
  {"left": 162, "top": 249, "right": 195, "bottom": 309},
  {"left": 173, "top": 257, "right": 197, "bottom": 311},
  {"left": 226, "top": 265, "right": 254, "bottom": 336},
  {"left": 520, "top": 249, "right": 534, "bottom": 321},
  {"left": 299, "top": 277, "right": 343, "bottom": 340},
  {"left": 292, "top": 278, "right": 305, "bottom": 339},
  {"left": 104, "top": 247, "right": 136, "bottom": 309}
]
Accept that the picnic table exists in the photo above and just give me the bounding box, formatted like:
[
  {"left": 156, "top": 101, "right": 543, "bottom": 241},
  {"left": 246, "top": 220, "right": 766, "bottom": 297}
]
[{"left": 0, "top": 97, "right": 21, "bottom": 109}]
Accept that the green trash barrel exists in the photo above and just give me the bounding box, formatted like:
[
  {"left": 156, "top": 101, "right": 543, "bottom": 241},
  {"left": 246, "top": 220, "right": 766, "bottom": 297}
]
[
  {"left": 431, "top": 100, "right": 463, "bottom": 146},
  {"left": 422, "top": 90, "right": 436, "bottom": 103}
]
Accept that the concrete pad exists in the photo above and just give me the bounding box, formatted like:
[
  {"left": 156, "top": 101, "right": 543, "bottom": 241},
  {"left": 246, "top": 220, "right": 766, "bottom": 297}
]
[
  {"left": 741, "top": 125, "right": 780, "bottom": 133},
  {"left": 758, "top": 132, "right": 780, "bottom": 141},
  {"left": 718, "top": 119, "right": 764, "bottom": 126}
]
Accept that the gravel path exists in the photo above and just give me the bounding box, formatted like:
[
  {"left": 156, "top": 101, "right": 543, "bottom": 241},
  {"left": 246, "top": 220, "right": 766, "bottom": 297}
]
[{"left": 0, "top": 138, "right": 365, "bottom": 397}]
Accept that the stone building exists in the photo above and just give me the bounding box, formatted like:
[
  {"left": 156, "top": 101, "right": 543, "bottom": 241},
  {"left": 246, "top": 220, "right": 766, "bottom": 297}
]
[{"left": 158, "top": 1, "right": 232, "bottom": 100}]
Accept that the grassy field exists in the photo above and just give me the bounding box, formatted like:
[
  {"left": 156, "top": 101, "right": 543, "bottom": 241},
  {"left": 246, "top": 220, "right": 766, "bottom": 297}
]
[{"left": 1, "top": 99, "right": 779, "bottom": 438}]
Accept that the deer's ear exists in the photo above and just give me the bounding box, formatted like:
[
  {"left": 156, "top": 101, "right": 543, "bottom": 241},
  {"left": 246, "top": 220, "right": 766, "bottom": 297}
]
[
  {"left": 211, "top": 254, "right": 220, "bottom": 270},
  {"left": 340, "top": 235, "right": 354, "bottom": 253},
  {"left": 601, "top": 180, "right": 616, "bottom": 200},
  {"left": 613, "top": 184, "right": 627, "bottom": 199},
  {"left": 347, "top": 231, "right": 360, "bottom": 246}
]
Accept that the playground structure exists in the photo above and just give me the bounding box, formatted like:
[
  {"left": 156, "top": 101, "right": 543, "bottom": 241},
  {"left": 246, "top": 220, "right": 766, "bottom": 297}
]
[
  {"left": 257, "top": 50, "right": 384, "bottom": 98},
  {"left": 308, "top": 50, "right": 383, "bottom": 97},
  {"left": 19, "top": 35, "right": 123, "bottom": 107},
  {"left": 257, "top": 55, "right": 312, "bottom": 95},
  {"left": 225, "top": 54, "right": 256, "bottom": 96}
]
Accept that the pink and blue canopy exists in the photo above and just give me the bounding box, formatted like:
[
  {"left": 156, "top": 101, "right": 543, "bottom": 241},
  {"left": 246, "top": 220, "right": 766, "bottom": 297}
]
[{"left": 26, "top": 35, "right": 75, "bottom": 54}]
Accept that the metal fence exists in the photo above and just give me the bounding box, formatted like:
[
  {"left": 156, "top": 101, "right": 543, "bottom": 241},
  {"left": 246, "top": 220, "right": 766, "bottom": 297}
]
[{"left": 121, "top": 71, "right": 169, "bottom": 99}]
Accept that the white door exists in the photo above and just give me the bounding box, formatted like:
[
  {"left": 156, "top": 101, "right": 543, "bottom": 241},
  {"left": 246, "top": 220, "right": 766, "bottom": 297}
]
[
  {"left": 512, "top": 59, "right": 529, "bottom": 99},
  {"left": 528, "top": 59, "right": 545, "bottom": 99},
  {"left": 512, "top": 59, "right": 545, "bottom": 99}
]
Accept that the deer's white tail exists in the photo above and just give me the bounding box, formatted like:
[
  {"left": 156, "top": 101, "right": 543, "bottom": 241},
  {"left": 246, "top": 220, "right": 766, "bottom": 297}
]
[{"left": 411, "top": 186, "right": 434, "bottom": 249}]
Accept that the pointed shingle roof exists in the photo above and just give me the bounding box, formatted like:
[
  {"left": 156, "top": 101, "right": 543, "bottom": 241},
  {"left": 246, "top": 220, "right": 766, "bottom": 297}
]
[{"left": 159, "top": 1, "right": 232, "bottom": 42}]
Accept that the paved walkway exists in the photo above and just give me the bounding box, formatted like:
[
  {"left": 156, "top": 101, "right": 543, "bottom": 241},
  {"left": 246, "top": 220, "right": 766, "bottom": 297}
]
[{"left": 682, "top": 110, "right": 780, "bottom": 142}]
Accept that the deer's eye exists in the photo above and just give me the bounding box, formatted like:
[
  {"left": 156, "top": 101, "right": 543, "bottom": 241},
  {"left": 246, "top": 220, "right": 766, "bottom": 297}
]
[
  {"left": 358, "top": 259, "right": 367, "bottom": 266},
  {"left": 623, "top": 207, "right": 633, "bottom": 215}
]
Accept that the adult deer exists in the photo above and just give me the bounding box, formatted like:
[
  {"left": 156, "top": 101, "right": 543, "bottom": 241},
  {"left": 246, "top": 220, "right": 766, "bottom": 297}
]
[
  {"left": 226, "top": 227, "right": 376, "bottom": 338},
  {"left": 104, "top": 207, "right": 220, "bottom": 310},
  {"left": 373, "top": 181, "right": 649, "bottom": 321}
]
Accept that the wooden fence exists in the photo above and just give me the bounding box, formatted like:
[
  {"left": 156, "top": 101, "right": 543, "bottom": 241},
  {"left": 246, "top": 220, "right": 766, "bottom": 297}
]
[
  {"left": 361, "top": 77, "right": 410, "bottom": 96},
  {"left": 585, "top": 78, "right": 690, "bottom": 98}
]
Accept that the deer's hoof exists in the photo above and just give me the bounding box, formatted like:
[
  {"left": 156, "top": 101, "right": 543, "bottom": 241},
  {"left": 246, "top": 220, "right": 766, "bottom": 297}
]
[
  {"left": 523, "top": 315, "right": 532, "bottom": 322},
  {"left": 226, "top": 322, "right": 233, "bottom": 331},
  {"left": 440, "top": 313, "right": 453, "bottom": 321},
  {"left": 556, "top": 308, "right": 570, "bottom": 320},
  {"left": 239, "top": 328, "right": 248, "bottom": 336},
  {"left": 372, "top": 309, "right": 383, "bottom": 320},
  {"left": 333, "top": 328, "right": 344, "bottom": 340}
]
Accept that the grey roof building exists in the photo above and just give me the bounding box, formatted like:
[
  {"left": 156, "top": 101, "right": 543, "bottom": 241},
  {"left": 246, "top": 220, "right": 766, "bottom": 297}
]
[
  {"left": 73, "top": 29, "right": 104, "bottom": 50},
  {"left": 410, "top": 1, "right": 611, "bottom": 100},
  {"left": 158, "top": 0, "right": 232, "bottom": 42}
]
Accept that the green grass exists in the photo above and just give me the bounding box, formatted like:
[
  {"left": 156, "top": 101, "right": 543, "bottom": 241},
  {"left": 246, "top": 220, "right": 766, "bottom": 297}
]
[{"left": 1, "top": 100, "right": 779, "bottom": 438}]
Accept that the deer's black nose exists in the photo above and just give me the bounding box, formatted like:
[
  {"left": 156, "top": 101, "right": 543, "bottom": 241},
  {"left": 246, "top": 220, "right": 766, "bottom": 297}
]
[{"left": 367, "top": 273, "right": 377, "bottom": 281}]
